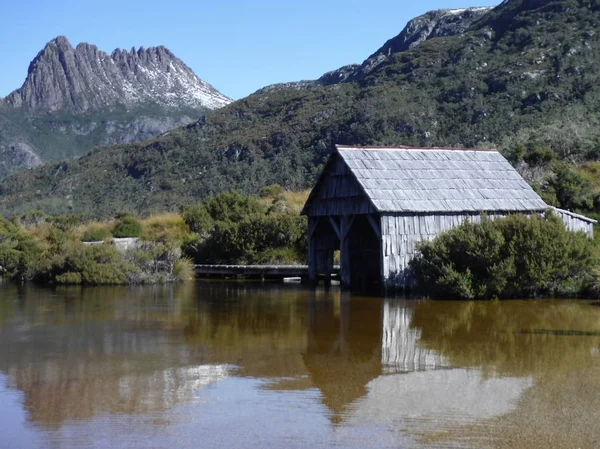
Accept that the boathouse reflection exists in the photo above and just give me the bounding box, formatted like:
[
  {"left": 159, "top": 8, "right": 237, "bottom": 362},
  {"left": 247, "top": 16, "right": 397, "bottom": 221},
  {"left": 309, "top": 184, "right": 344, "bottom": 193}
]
[{"left": 303, "top": 291, "right": 382, "bottom": 422}]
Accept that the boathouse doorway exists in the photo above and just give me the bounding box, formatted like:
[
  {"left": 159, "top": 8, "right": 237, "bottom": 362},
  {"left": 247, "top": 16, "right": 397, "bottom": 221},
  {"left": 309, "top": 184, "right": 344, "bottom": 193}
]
[
  {"left": 347, "top": 215, "right": 381, "bottom": 291},
  {"left": 308, "top": 214, "right": 382, "bottom": 291}
]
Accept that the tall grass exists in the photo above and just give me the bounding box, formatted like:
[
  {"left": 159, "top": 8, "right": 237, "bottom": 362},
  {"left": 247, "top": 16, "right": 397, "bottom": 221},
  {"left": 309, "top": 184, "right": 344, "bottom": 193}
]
[
  {"left": 173, "top": 257, "right": 195, "bottom": 281},
  {"left": 259, "top": 189, "right": 310, "bottom": 212},
  {"left": 141, "top": 213, "right": 188, "bottom": 244}
]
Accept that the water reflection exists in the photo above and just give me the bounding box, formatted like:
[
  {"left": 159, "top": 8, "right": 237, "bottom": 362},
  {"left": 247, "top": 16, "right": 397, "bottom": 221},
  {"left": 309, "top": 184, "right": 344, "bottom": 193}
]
[
  {"left": 381, "top": 301, "right": 448, "bottom": 372},
  {"left": 303, "top": 291, "right": 382, "bottom": 423},
  {"left": 0, "top": 283, "right": 599, "bottom": 448}
]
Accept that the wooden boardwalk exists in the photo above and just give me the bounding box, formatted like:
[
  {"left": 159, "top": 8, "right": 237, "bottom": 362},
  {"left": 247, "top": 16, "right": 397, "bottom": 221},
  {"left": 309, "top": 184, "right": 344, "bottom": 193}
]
[{"left": 195, "top": 264, "right": 339, "bottom": 281}]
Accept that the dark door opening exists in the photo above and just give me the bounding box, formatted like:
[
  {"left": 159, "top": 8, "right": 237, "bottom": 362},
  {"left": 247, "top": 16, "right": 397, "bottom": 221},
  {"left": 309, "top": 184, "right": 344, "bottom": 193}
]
[{"left": 348, "top": 215, "right": 382, "bottom": 293}]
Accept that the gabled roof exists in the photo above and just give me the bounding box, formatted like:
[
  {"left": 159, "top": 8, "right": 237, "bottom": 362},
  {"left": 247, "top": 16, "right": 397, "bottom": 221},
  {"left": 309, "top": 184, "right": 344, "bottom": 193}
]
[{"left": 303, "top": 145, "right": 548, "bottom": 215}]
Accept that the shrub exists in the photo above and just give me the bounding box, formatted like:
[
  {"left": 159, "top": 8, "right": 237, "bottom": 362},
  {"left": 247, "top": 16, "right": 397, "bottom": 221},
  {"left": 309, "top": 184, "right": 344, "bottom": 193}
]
[
  {"left": 15, "top": 210, "right": 49, "bottom": 228},
  {"left": 194, "top": 211, "right": 307, "bottom": 264},
  {"left": 546, "top": 162, "right": 596, "bottom": 211},
  {"left": 0, "top": 212, "right": 195, "bottom": 286},
  {"left": 82, "top": 229, "right": 112, "bottom": 242},
  {"left": 180, "top": 204, "right": 214, "bottom": 236},
  {"left": 410, "top": 212, "right": 597, "bottom": 299},
  {"left": 113, "top": 217, "right": 143, "bottom": 238},
  {"left": 55, "top": 272, "right": 82, "bottom": 284},
  {"left": 51, "top": 215, "right": 83, "bottom": 232},
  {"left": 203, "top": 190, "right": 267, "bottom": 222}
]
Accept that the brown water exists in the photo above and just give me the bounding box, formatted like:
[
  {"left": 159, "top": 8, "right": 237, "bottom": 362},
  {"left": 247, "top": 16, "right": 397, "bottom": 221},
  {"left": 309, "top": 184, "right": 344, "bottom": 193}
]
[{"left": 0, "top": 281, "right": 599, "bottom": 449}]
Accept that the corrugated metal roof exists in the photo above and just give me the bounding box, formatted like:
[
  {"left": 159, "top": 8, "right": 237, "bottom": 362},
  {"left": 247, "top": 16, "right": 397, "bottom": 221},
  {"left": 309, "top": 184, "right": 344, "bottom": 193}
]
[{"left": 336, "top": 145, "right": 548, "bottom": 213}]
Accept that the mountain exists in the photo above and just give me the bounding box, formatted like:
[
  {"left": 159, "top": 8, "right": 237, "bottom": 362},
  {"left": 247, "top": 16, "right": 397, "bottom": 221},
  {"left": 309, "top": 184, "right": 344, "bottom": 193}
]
[
  {"left": 3, "top": 36, "right": 229, "bottom": 113},
  {"left": 257, "top": 6, "right": 493, "bottom": 93},
  {"left": 0, "top": 37, "right": 231, "bottom": 176},
  {"left": 1, "top": 0, "right": 600, "bottom": 218}
]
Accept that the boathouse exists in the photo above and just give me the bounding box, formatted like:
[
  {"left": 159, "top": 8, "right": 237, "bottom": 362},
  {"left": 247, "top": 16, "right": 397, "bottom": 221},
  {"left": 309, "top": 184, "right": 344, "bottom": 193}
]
[{"left": 301, "top": 145, "right": 596, "bottom": 289}]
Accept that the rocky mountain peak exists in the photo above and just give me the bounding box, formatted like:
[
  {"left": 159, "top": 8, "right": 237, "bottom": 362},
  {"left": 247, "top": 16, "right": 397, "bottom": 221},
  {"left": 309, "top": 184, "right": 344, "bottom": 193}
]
[
  {"left": 4, "top": 37, "right": 231, "bottom": 114},
  {"left": 352, "top": 7, "right": 493, "bottom": 79},
  {"left": 373, "top": 7, "right": 492, "bottom": 56}
]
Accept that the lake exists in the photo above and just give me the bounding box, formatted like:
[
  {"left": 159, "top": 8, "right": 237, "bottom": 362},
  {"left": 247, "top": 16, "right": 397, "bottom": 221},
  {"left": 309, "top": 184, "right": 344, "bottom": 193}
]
[{"left": 0, "top": 280, "right": 599, "bottom": 449}]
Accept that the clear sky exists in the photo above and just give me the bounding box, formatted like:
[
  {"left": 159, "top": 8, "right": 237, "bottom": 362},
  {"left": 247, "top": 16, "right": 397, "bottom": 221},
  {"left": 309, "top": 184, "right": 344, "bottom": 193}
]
[{"left": 0, "top": 0, "right": 499, "bottom": 100}]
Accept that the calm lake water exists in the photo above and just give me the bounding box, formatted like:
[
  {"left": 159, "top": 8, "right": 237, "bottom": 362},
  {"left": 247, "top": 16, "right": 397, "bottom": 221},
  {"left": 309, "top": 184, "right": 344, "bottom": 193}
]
[{"left": 0, "top": 281, "right": 599, "bottom": 449}]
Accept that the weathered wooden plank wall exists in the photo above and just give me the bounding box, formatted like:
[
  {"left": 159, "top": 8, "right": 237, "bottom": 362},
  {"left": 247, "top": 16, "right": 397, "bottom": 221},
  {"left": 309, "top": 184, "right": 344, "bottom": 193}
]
[
  {"left": 380, "top": 212, "right": 509, "bottom": 288},
  {"left": 553, "top": 209, "right": 595, "bottom": 238},
  {"left": 305, "top": 154, "right": 376, "bottom": 217}
]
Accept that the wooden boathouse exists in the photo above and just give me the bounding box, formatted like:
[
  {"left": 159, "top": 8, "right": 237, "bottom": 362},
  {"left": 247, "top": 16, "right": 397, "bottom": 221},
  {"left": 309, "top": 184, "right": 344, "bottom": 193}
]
[{"left": 301, "top": 145, "right": 596, "bottom": 290}]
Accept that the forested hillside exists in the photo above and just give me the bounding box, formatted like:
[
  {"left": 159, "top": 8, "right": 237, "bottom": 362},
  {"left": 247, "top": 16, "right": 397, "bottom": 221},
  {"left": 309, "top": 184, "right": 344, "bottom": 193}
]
[{"left": 2, "top": 0, "right": 600, "bottom": 218}]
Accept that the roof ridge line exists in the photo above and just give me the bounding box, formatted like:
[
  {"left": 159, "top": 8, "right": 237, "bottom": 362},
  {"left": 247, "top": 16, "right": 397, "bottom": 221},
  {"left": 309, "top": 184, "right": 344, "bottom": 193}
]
[{"left": 335, "top": 144, "right": 498, "bottom": 152}]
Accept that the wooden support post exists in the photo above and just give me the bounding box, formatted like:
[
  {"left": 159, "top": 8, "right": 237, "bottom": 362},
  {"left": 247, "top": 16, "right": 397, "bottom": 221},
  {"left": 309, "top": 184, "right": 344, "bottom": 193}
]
[
  {"left": 328, "top": 216, "right": 341, "bottom": 240},
  {"left": 376, "top": 215, "right": 385, "bottom": 289},
  {"left": 367, "top": 214, "right": 381, "bottom": 239},
  {"left": 340, "top": 215, "right": 354, "bottom": 290},
  {"left": 308, "top": 217, "right": 318, "bottom": 285},
  {"left": 308, "top": 216, "right": 320, "bottom": 239}
]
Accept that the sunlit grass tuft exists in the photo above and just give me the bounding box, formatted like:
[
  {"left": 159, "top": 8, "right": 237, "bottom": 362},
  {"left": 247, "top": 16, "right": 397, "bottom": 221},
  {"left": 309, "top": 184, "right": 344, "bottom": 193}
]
[
  {"left": 141, "top": 213, "right": 188, "bottom": 245},
  {"left": 173, "top": 257, "right": 195, "bottom": 280}
]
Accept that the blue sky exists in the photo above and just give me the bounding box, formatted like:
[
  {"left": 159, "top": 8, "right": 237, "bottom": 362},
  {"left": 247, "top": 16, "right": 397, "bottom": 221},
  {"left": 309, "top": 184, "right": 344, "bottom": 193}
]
[{"left": 0, "top": 1, "right": 499, "bottom": 100}]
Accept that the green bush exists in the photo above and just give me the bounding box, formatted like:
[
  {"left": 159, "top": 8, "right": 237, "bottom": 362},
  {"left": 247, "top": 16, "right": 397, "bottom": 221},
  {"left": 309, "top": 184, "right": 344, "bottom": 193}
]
[
  {"left": 193, "top": 210, "right": 307, "bottom": 264},
  {"left": 181, "top": 191, "right": 306, "bottom": 265},
  {"left": 173, "top": 257, "right": 195, "bottom": 280},
  {"left": 113, "top": 217, "right": 143, "bottom": 238},
  {"left": 0, "top": 216, "right": 43, "bottom": 281},
  {"left": 203, "top": 191, "right": 267, "bottom": 222},
  {"left": 55, "top": 272, "right": 82, "bottom": 284},
  {"left": 82, "top": 229, "right": 112, "bottom": 242},
  {"left": 410, "top": 212, "right": 597, "bottom": 299},
  {"left": 51, "top": 215, "right": 83, "bottom": 232},
  {"left": 180, "top": 204, "right": 214, "bottom": 236},
  {"left": 546, "top": 162, "right": 596, "bottom": 211}
]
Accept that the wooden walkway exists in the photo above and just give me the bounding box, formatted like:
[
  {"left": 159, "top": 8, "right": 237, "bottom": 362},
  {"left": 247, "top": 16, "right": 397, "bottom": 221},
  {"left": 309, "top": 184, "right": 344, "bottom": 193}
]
[{"left": 195, "top": 264, "right": 339, "bottom": 280}]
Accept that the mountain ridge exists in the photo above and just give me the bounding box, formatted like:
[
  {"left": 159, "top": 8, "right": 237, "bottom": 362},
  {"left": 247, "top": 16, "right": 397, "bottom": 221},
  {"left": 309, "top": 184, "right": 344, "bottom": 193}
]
[{"left": 3, "top": 36, "right": 231, "bottom": 113}]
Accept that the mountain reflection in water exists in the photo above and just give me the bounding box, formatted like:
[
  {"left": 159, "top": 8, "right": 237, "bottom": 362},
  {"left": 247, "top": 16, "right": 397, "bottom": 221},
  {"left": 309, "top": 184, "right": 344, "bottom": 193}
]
[{"left": 0, "top": 282, "right": 599, "bottom": 449}]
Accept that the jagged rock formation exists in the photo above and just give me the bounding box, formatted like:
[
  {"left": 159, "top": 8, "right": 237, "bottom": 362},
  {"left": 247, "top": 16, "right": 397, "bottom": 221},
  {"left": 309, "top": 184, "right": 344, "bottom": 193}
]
[
  {"left": 353, "top": 7, "right": 493, "bottom": 79},
  {"left": 4, "top": 36, "right": 230, "bottom": 113},
  {"left": 0, "top": 37, "right": 231, "bottom": 176}
]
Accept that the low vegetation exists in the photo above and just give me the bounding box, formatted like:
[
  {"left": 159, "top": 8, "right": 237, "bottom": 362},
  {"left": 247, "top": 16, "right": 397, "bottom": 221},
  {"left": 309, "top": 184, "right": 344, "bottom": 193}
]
[
  {"left": 0, "top": 189, "right": 308, "bottom": 285},
  {"left": 181, "top": 189, "right": 308, "bottom": 265},
  {"left": 410, "top": 212, "right": 598, "bottom": 299}
]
